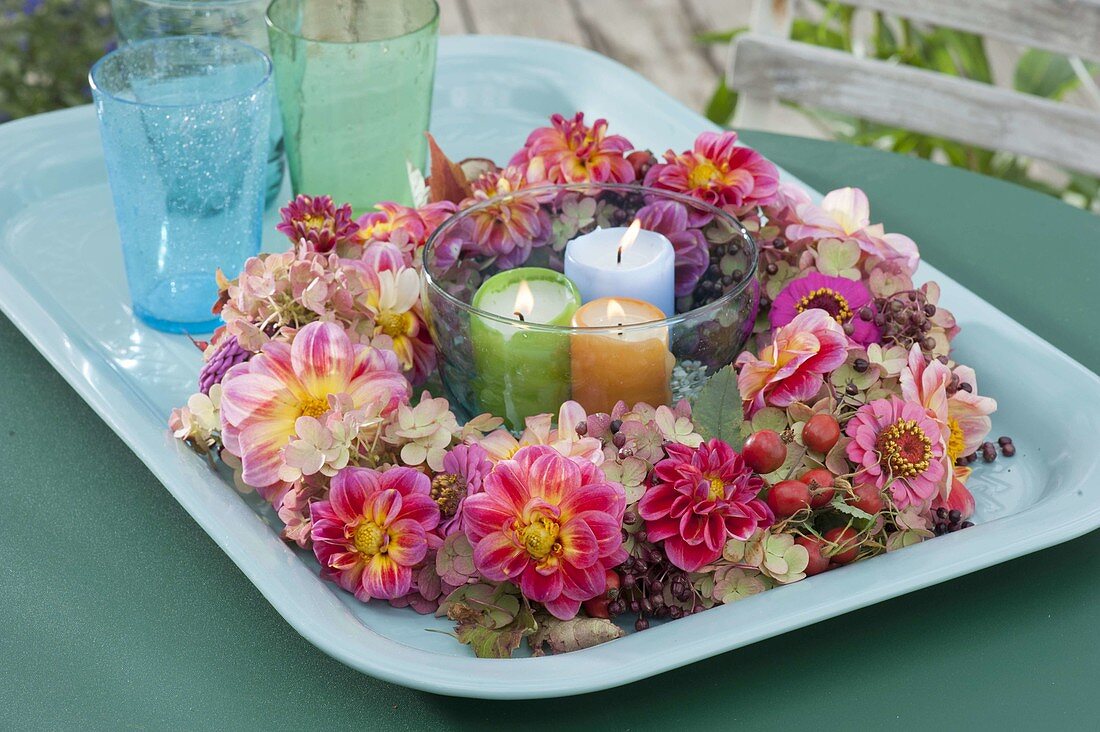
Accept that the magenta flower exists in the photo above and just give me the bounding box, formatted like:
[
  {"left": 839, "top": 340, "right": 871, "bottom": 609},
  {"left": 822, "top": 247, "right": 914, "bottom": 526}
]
[
  {"left": 639, "top": 439, "right": 771, "bottom": 572},
  {"left": 460, "top": 166, "right": 551, "bottom": 268},
  {"left": 644, "top": 131, "right": 779, "bottom": 212},
  {"left": 276, "top": 194, "right": 359, "bottom": 254},
  {"left": 434, "top": 443, "right": 493, "bottom": 537},
  {"left": 509, "top": 112, "right": 635, "bottom": 184},
  {"left": 771, "top": 272, "right": 879, "bottom": 345},
  {"left": 462, "top": 445, "right": 626, "bottom": 620},
  {"left": 735, "top": 309, "right": 849, "bottom": 416},
  {"left": 219, "top": 321, "right": 409, "bottom": 488},
  {"left": 310, "top": 466, "right": 441, "bottom": 601},
  {"left": 635, "top": 199, "right": 709, "bottom": 296},
  {"left": 846, "top": 396, "right": 946, "bottom": 509}
]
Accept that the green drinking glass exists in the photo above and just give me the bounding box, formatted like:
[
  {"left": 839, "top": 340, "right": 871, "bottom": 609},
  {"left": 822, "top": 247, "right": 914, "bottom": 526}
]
[{"left": 266, "top": 0, "right": 439, "bottom": 212}]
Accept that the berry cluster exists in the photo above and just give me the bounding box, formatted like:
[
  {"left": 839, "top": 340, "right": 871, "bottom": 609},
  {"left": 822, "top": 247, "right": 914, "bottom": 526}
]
[
  {"left": 609, "top": 540, "right": 700, "bottom": 631},
  {"left": 932, "top": 507, "right": 973, "bottom": 535},
  {"left": 690, "top": 240, "right": 745, "bottom": 309},
  {"left": 860, "top": 289, "right": 938, "bottom": 353}
]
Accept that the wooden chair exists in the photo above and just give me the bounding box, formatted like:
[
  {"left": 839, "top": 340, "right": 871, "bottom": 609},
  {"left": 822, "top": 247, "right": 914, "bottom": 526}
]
[{"left": 727, "top": 0, "right": 1100, "bottom": 177}]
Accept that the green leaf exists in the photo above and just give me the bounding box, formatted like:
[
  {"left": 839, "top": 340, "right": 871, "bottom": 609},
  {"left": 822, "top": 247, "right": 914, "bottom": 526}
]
[
  {"left": 830, "top": 495, "right": 874, "bottom": 521},
  {"left": 704, "top": 79, "right": 738, "bottom": 125},
  {"left": 454, "top": 602, "right": 537, "bottom": 659},
  {"left": 690, "top": 365, "right": 745, "bottom": 448},
  {"left": 1014, "top": 49, "right": 1081, "bottom": 100},
  {"left": 694, "top": 26, "right": 747, "bottom": 45}
]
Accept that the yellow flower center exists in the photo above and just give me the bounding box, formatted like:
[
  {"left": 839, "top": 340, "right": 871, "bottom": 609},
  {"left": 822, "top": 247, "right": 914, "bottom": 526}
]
[
  {"left": 707, "top": 475, "right": 726, "bottom": 501},
  {"left": 353, "top": 521, "right": 386, "bottom": 555},
  {"left": 689, "top": 160, "right": 721, "bottom": 189},
  {"left": 517, "top": 517, "right": 562, "bottom": 560},
  {"left": 431, "top": 473, "right": 467, "bottom": 517},
  {"left": 877, "top": 419, "right": 933, "bottom": 478},
  {"left": 376, "top": 310, "right": 412, "bottom": 339},
  {"left": 796, "top": 287, "right": 853, "bottom": 325},
  {"left": 946, "top": 417, "right": 967, "bottom": 462},
  {"left": 303, "top": 214, "right": 329, "bottom": 230},
  {"left": 299, "top": 395, "right": 329, "bottom": 418}
]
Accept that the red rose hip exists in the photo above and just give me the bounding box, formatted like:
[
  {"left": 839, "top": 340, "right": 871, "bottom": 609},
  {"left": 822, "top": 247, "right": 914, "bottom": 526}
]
[
  {"left": 743, "top": 429, "right": 787, "bottom": 474},
  {"left": 767, "top": 479, "right": 811, "bottom": 518},
  {"left": 800, "top": 467, "right": 835, "bottom": 509},
  {"left": 803, "top": 413, "right": 841, "bottom": 453},
  {"left": 796, "top": 535, "right": 831, "bottom": 576},
  {"left": 849, "top": 483, "right": 885, "bottom": 515},
  {"left": 824, "top": 526, "right": 860, "bottom": 564}
]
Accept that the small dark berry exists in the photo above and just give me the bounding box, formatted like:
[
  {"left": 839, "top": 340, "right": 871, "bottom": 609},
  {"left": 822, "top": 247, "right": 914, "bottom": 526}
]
[
  {"left": 998, "top": 436, "right": 1013, "bottom": 446},
  {"left": 961, "top": 521, "right": 974, "bottom": 529},
  {"left": 858, "top": 306, "right": 873, "bottom": 321},
  {"left": 958, "top": 382, "right": 973, "bottom": 393},
  {"left": 853, "top": 357, "right": 869, "bottom": 372},
  {"left": 765, "top": 263, "right": 778, "bottom": 275},
  {"left": 636, "top": 530, "right": 648, "bottom": 543},
  {"left": 845, "top": 382, "right": 859, "bottom": 396},
  {"left": 575, "top": 420, "right": 588, "bottom": 436},
  {"left": 622, "top": 574, "right": 636, "bottom": 590},
  {"left": 610, "top": 419, "right": 623, "bottom": 433},
  {"left": 629, "top": 600, "right": 641, "bottom": 613},
  {"left": 936, "top": 507, "right": 948, "bottom": 520},
  {"left": 948, "top": 509, "right": 962, "bottom": 524},
  {"left": 981, "top": 442, "right": 997, "bottom": 462},
  {"left": 612, "top": 432, "right": 626, "bottom": 448},
  {"left": 618, "top": 447, "right": 634, "bottom": 460},
  {"left": 635, "top": 617, "right": 650, "bottom": 631},
  {"left": 668, "top": 606, "right": 683, "bottom": 619},
  {"left": 1001, "top": 443, "right": 1016, "bottom": 457}
]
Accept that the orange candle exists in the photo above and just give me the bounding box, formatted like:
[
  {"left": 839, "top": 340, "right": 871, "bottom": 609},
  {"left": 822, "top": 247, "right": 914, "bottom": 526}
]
[{"left": 570, "top": 297, "right": 674, "bottom": 414}]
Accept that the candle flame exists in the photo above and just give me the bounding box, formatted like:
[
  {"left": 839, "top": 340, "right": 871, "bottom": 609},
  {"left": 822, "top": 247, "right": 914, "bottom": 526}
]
[
  {"left": 606, "top": 299, "right": 626, "bottom": 319},
  {"left": 617, "top": 219, "right": 642, "bottom": 264},
  {"left": 514, "top": 280, "right": 535, "bottom": 321}
]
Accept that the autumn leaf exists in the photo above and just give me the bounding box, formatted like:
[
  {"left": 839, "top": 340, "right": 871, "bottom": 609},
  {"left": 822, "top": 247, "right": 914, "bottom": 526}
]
[
  {"left": 427, "top": 132, "right": 472, "bottom": 204},
  {"left": 530, "top": 616, "right": 625, "bottom": 656}
]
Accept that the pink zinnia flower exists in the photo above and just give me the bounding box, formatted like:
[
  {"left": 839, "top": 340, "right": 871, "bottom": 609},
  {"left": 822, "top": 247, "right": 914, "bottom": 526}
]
[
  {"left": 771, "top": 272, "right": 880, "bottom": 346},
  {"left": 276, "top": 194, "right": 359, "bottom": 254},
  {"left": 635, "top": 199, "right": 709, "bottom": 297},
  {"left": 310, "top": 466, "right": 441, "bottom": 601},
  {"left": 846, "top": 396, "right": 946, "bottom": 509},
  {"left": 639, "top": 439, "right": 771, "bottom": 572},
  {"left": 462, "top": 445, "right": 626, "bottom": 620},
  {"left": 509, "top": 112, "right": 635, "bottom": 184},
  {"left": 785, "top": 188, "right": 918, "bottom": 275},
  {"left": 434, "top": 443, "right": 493, "bottom": 537},
  {"left": 219, "top": 321, "right": 409, "bottom": 488},
  {"left": 644, "top": 131, "right": 779, "bottom": 212},
  {"left": 460, "top": 166, "right": 551, "bottom": 268},
  {"left": 735, "top": 309, "right": 849, "bottom": 416}
]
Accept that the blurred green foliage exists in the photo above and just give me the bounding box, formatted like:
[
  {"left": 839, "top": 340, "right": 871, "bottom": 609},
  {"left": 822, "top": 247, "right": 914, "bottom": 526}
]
[
  {"left": 701, "top": 1, "right": 1100, "bottom": 212},
  {"left": 0, "top": 0, "right": 116, "bottom": 123}
]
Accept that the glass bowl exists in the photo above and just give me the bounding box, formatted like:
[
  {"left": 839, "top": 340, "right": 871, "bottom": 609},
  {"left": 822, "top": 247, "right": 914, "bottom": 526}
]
[{"left": 421, "top": 183, "right": 759, "bottom": 429}]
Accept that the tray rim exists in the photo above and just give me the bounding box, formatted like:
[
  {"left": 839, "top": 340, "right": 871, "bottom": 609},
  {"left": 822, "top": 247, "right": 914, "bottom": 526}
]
[{"left": 2, "top": 35, "right": 1100, "bottom": 699}]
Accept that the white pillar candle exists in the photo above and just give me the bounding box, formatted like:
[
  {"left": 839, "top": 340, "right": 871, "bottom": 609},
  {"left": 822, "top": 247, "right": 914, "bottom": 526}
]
[{"left": 563, "top": 220, "right": 676, "bottom": 317}]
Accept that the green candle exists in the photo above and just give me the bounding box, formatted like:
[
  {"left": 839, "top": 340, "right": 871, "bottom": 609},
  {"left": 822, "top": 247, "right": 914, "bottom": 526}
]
[{"left": 470, "top": 267, "right": 581, "bottom": 430}]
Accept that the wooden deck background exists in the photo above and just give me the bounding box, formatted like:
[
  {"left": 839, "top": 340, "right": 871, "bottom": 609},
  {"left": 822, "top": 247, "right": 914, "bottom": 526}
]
[{"left": 436, "top": 0, "right": 753, "bottom": 113}]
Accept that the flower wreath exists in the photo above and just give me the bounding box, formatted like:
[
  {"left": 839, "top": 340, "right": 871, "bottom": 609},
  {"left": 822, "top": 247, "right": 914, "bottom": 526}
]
[{"left": 171, "top": 112, "right": 1006, "bottom": 658}]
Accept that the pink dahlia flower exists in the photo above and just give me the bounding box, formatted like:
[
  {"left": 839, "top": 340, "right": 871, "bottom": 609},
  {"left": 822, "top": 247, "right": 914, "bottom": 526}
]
[
  {"left": 639, "top": 439, "right": 771, "bottom": 572},
  {"left": 219, "top": 321, "right": 409, "bottom": 488},
  {"left": 509, "top": 112, "right": 635, "bottom": 184},
  {"left": 462, "top": 445, "right": 626, "bottom": 619},
  {"left": 735, "top": 309, "right": 849, "bottom": 416},
  {"left": 846, "top": 396, "right": 946, "bottom": 509},
  {"left": 460, "top": 166, "right": 551, "bottom": 268},
  {"left": 310, "top": 466, "right": 441, "bottom": 601},
  {"left": 276, "top": 194, "right": 359, "bottom": 254},
  {"left": 785, "top": 188, "right": 919, "bottom": 275},
  {"left": 771, "top": 272, "right": 879, "bottom": 346},
  {"left": 644, "top": 131, "right": 779, "bottom": 212},
  {"left": 434, "top": 443, "right": 493, "bottom": 537},
  {"left": 356, "top": 200, "right": 456, "bottom": 266},
  {"left": 635, "top": 199, "right": 709, "bottom": 297}
]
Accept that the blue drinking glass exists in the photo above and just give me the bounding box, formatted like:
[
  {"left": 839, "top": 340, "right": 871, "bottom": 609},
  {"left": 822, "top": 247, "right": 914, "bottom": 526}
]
[
  {"left": 90, "top": 36, "right": 272, "bottom": 333},
  {"left": 109, "top": 0, "right": 286, "bottom": 208}
]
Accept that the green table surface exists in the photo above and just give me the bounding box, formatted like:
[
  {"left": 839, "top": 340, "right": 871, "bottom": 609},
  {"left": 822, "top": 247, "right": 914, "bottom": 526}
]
[{"left": 3, "top": 130, "right": 1100, "bottom": 730}]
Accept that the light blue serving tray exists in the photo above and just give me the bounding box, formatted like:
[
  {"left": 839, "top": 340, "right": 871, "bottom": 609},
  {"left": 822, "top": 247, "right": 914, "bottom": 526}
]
[{"left": 1, "top": 36, "right": 1099, "bottom": 699}]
